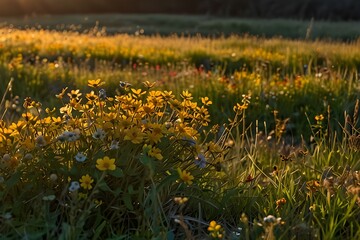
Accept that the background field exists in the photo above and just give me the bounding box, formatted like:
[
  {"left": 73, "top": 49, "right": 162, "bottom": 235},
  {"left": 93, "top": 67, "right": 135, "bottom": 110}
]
[
  {"left": 1, "top": 14, "right": 360, "bottom": 40},
  {"left": 1, "top": 14, "right": 360, "bottom": 240}
]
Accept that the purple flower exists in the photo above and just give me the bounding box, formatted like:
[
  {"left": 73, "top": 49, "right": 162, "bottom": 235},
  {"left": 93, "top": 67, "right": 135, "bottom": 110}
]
[{"left": 194, "top": 153, "right": 206, "bottom": 168}]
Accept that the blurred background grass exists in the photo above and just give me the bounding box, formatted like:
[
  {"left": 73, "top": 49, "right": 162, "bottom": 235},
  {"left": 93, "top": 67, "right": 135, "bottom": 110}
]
[{"left": 1, "top": 14, "right": 360, "bottom": 40}]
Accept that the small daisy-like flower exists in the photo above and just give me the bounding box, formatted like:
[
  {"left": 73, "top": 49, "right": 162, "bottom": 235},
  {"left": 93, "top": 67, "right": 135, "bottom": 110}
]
[
  {"left": 67, "top": 89, "right": 82, "bottom": 100},
  {"left": 263, "top": 215, "right": 281, "bottom": 224},
  {"left": 96, "top": 156, "right": 116, "bottom": 171},
  {"left": 58, "top": 130, "right": 80, "bottom": 142},
  {"left": 49, "top": 173, "right": 58, "bottom": 182},
  {"left": 79, "top": 174, "right": 94, "bottom": 190},
  {"left": 2, "top": 154, "right": 11, "bottom": 161},
  {"left": 75, "top": 152, "right": 87, "bottom": 162},
  {"left": 177, "top": 168, "right": 194, "bottom": 185},
  {"left": 143, "top": 80, "right": 156, "bottom": 89},
  {"left": 315, "top": 114, "right": 324, "bottom": 121},
  {"left": 68, "top": 130, "right": 80, "bottom": 142},
  {"left": 88, "top": 79, "right": 105, "bottom": 88},
  {"left": 124, "top": 127, "right": 144, "bottom": 144},
  {"left": 109, "top": 140, "right": 119, "bottom": 150},
  {"left": 69, "top": 181, "right": 80, "bottom": 192},
  {"left": 201, "top": 96, "right": 212, "bottom": 106},
  {"left": 98, "top": 89, "right": 107, "bottom": 100},
  {"left": 35, "top": 135, "right": 47, "bottom": 147},
  {"left": 180, "top": 90, "right": 193, "bottom": 100},
  {"left": 92, "top": 128, "right": 106, "bottom": 140},
  {"left": 148, "top": 147, "right": 163, "bottom": 160},
  {"left": 57, "top": 131, "right": 70, "bottom": 141},
  {"left": 119, "top": 81, "right": 132, "bottom": 89},
  {"left": 2, "top": 212, "right": 12, "bottom": 220},
  {"left": 24, "top": 153, "right": 33, "bottom": 160},
  {"left": 86, "top": 91, "right": 98, "bottom": 105},
  {"left": 78, "top": 192, "right": 88, "bottom": 200}
]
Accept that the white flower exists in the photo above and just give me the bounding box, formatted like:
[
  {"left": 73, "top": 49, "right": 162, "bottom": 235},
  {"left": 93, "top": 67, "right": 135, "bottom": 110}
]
[
  {"left": 49, "top": 173, "right": 58, "bottom": 182},
  {"left": 109, "top": 140, "right": 119, "bottom": 150},
  {"left": 75, "top": 152, "right": 87, "bottom": 162},
  {"left": 35, "top": 135, "right": 47, "bottom": 147},
  {"left": 57, "top": 130, "right": 80, "bottom": 142},
  {"left": 2, "top": 212, "right": 12, "bottom": 220},
  {"left": 69, "top": 181, "right": 80, "bottom": 192},
  {"left": 92, "top": 128, "right": 106, "bottom": 140},
  {"left": 57, "top": 131, "right": 69, "bottom": 141},
  {"left": 68, "top": 129, "right": 80, "bottom": 142},
  {"left": 24, "top": 153, "right": 33, "bottom": 160},
  {"left": 2, "top": 154, "right": 11, "bottom": 161},
  {"left": 263, "top": 215, "right": 281, "bottom": 225},
  {"left": 99, "top": 89, "right": 107, "bottom": 100}
]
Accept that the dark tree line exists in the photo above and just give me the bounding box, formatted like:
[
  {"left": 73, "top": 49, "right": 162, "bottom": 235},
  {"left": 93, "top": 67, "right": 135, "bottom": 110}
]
[{"left": 1, "top": 0, "right": 360, "bottom": 20}]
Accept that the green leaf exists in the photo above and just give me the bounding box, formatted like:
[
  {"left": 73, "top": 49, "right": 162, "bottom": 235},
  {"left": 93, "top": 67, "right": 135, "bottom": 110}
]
[
  {"left": 128, "top": 184, "right": 135, "bottom": 194},
  {"left": 139, "top": 153, "right": 151, "bottom": 165},
  {"left": 139, "top": 154, "right": 155, "bottom": 176},
  {"left": 166, "top": 231, "right": 175, "bottom": 240},
  {"left": 42, "top": 195, "right": 56, "bottom": 201},
  {"left": 58, "top": 222, "right": 71, "bottom": 240},
  {"left": 98, "top": 180, "right": 112, "bottom": 192},
  {"left": 156, "top": 173, "right": 178, "bottom": 191},
  {"left": 5, "top": 171, "right": 21, "bottom": 188},
  {"left": 92, "top": 220, "right": 107, "bottom": 240},
  {"left": 109, "top": 168, "right": 123, "bottom": 178},
  {"left": 113, "top": 187, "right": 123, "bottom": 197},
  {"left": 123, "top": 193, "right": 133, "bottom": 211},
  {"left": 69, "top": 165, "right": 79, "bottom": 176}
]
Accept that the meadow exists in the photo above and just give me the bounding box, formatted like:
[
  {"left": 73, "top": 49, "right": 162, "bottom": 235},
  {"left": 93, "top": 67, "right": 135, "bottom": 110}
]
[{"left": 0, "top": 20, "right": 360, "bottom": 239}]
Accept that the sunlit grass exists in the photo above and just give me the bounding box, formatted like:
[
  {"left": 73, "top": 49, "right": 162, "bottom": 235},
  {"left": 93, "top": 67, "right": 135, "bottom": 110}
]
[{"left": 0, "top": 27, "right": 360, "bottom": 239}]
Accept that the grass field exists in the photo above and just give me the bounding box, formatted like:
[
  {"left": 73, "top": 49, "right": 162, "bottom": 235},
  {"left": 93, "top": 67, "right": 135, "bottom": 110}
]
[
  {"left": 0, "top": 16, "right": 360, "bottom": 239},
  {"left": 1, "top": 14, "right": 360, "bottom": 40}
]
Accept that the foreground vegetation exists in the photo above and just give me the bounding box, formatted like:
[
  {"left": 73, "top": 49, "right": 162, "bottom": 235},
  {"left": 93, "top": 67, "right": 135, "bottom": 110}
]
[{"left": 0, "top": 27, "right": 360, "bottom": 239}]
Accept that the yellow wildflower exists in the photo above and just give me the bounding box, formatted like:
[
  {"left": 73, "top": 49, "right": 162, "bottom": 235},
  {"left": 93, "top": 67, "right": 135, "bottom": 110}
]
[
  {"left": 315, "top": 114, "right": 324, "bottom": 121},
  {"left": 143, "top": 80, "right": 156, "bottom": 89},
  {"left": 67, "top": 89, "right": 82, "bottom": 100},
  {"left": 55, "top": 87, "right": 68, "bottom": 99},
  {"left": 124, "top": 127, "right": 145, "bottom": 144},
  {"left": 180, "top": 90, "right": 193, "bottom": 100},
  {"left": 233, "top": 102, "right": 248, "bottom": 112},
  {"left": 174, "top": 197, "right": 189, "bottom": 205},
  {"left": 177, "top": 168, "right": 194, "bottom": 185},
  {"left": 146, "top": 128, "right": 163, "bottom": 144},
  {"left": 201, "top": 97, "right": 213, "bottom": 106},
  {"left": 88, "top": 79, "right": 105, "bottom": 88},
  {"left": 208, "top": 220, "right": 224, "bottom": 239},
  {"left": 162, "top": 90, "right": 174, "bottom": 101},
  {"left": 86, "top": 91, "right": 98, "bottom": 105},
  {"left": 131, "top": 88, "right": 146, "bottom": 97},
  {"left": 148, "top": 147, "right": 163, "bottom": 160},
  {"left": 80, "top": 174, "right": 94, "bottom": 190},
  {"left": 96, "top": 156, "right": 116, "bottom": 171}
]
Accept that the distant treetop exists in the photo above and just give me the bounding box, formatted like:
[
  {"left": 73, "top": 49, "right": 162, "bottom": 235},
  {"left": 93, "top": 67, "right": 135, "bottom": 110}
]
[{"left": 1, "top": 0, "right": 359, "bottom": 20}]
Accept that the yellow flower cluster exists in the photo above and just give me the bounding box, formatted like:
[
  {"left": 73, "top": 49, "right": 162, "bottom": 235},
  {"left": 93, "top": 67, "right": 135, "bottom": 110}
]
[
  {"left": 208, "top": 220, "right": 224, "bottom": 239},
  {"left": 0, "top": 78, "right": 233, "bottom": 203}
]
